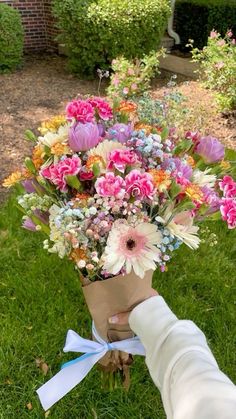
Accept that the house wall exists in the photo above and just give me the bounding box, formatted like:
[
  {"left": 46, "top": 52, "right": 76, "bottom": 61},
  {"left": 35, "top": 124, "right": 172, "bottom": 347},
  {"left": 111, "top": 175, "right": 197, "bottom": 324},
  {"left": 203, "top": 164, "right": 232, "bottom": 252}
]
[{"left": 1, "top": 0, "right": 57, "bottom": 51}]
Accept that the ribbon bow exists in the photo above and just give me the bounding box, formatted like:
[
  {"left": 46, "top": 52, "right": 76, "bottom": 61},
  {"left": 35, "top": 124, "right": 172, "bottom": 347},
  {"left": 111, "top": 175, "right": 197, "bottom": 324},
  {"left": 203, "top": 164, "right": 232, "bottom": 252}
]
[{"left": 37, "top": 323, "right": 145, "bottom": 411}]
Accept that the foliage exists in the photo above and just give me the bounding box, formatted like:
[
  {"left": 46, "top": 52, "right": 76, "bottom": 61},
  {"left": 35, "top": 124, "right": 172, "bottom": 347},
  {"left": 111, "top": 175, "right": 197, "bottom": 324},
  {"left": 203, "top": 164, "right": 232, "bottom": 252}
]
[
  {"left": 0, "top": 195, "right": 235, "bottom": 417},
  {"left": 53, "top": 0, "right": 171, "bottom": 76},
  {"left": 191, "top": 31, "right": 236, "bottom": 110},
  {"left": 107, "top": 51, "right": 165, "bottom": 99},
  {"left": 0, "top": 4, "right": 24, "bottom": 72},
  {"left": 175, "top": 0, "right": 236, "bottom": 49}
]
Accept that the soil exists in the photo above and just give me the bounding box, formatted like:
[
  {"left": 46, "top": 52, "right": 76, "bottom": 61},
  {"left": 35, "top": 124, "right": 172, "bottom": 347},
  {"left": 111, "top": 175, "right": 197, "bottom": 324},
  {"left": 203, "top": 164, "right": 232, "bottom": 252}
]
[{"left": 0, "top": 53, "right": 235, "bottom": 204}]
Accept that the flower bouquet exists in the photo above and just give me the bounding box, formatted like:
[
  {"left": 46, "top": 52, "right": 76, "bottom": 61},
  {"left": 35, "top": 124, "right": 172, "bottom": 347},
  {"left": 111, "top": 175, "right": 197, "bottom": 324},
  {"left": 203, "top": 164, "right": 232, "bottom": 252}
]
[{"left": 3, "top": 95, "right": 236, "bottom": 410}]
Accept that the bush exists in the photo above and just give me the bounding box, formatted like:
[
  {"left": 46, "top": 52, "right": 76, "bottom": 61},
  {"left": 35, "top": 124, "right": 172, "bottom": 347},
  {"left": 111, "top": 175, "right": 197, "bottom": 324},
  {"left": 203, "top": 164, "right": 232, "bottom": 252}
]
[
  {"left": 191, "top": 31, "right": 236, "bottom": 110},
  {"left": 0, "top": 4, "right": 24, "bottom": 72},
  {"left": 53, "top": 0, "right": 171, "bottom": 76},
  {"left": 175, "top": 0, "right": 236, "bottom": 49}
]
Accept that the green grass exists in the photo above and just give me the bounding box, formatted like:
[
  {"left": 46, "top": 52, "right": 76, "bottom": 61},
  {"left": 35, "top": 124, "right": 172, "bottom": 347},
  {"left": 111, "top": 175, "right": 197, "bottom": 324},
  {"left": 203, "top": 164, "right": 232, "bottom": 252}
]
[{"left": 0, "top": 196, "right": 235, "bottom": 419}]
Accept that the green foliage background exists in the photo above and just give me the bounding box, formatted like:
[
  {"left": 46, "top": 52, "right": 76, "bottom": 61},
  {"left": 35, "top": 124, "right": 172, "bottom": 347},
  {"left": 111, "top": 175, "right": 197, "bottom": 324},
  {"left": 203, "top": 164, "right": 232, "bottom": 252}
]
[{"left": 0, "top": 4, "right": 24, "bottom": 72}]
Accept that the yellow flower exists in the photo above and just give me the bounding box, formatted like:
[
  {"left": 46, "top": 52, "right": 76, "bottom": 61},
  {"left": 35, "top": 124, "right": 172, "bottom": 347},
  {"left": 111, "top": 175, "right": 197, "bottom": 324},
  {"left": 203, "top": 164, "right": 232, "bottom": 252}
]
[
  {"left": 148, "top": 169, "right": 172, "bottom": 192},
  {"left": 51, "top": 142, "right": 70, "bottom": 156},
  {"left": 38, "top": 115, "right": 67, "bottom": 135},
  {"left": 32, "top": 144, "right": 45, "bottom": 169},
  {"left": 86, "top": 155, "right": 106, "bottom": 171},
  {"left": 116, "top": 101, "right": 137, "bottom": 114},
  {"left": 69, "top": 248, "right": 87, "bottom": 263},
  {"left": 134, "top": 122, "right": 153, "bottom": 135},
  {"left": 2, "top": 171, "right": 23, "bottom": 188},
  {"left": 185, "top": 184, "right": 204, "bottom": 203},
  {"left": 220, "top": 160, "right": 231, "bottom": 170},
  {"left": 186, "top": 156, "right": 196, "bottom": 168}
]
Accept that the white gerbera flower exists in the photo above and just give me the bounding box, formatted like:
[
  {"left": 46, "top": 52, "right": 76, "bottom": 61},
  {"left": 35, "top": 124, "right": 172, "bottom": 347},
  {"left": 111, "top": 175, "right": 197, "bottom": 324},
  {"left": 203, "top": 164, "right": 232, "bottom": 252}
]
[
  {"left": 38, "top": 124, "right": 70, "bottom": 147},
  {"left": 102, "top": 220, "right": 162, "bottom": 279},
  {"left": 87, "top": 140, "right": 126, "bottom": 164},
  {"left": 193, "top": 169, "right": 217, "bottom": 188}
]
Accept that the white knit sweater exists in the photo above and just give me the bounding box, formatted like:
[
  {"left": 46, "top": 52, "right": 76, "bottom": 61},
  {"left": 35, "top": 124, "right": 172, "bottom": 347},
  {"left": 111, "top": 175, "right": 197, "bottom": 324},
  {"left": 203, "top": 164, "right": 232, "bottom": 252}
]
[{"left": 129, "top": 296, "right": 236, "bottom": 419}]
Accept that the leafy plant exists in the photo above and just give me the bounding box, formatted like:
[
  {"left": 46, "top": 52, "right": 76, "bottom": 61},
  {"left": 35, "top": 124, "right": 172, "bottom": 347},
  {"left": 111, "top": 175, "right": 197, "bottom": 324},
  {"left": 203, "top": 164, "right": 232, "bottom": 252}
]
[
  {"left": 0, "top": 4, "right": 24, "bottom": 72},
  {"left": 191, "top": 31, "right": 236, "bottom": 111},
  {"left": 53, "top": 0, "right": 171, "bottom": 76},
  {"left": 107, "top": 51, "right": 165, "bottom": 99}
]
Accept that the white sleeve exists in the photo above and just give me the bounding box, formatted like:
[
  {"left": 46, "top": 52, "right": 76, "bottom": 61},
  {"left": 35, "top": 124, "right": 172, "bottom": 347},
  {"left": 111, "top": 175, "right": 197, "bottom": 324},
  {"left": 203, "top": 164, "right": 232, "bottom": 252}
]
[{"left": 129, "top": 296, "right": 236, "bottom": 419}]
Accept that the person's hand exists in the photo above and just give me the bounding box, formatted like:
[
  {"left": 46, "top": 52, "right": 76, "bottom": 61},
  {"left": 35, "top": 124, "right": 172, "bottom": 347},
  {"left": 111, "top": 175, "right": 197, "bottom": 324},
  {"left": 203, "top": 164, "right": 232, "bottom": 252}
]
[{"left": 108, "top": 289, "right": 158, "bottom": 325}]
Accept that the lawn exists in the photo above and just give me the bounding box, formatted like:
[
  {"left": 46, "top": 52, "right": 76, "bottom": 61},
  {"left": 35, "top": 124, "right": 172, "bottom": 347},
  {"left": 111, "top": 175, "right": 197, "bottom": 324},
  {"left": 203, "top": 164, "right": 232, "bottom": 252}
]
[{"left": 0, "top": 195, "right": 235, "bottom": 419}]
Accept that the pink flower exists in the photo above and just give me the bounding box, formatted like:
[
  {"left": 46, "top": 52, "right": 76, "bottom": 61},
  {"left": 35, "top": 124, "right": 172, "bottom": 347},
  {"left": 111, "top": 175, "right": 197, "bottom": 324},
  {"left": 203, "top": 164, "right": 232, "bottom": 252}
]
[
  {"left": 66, "top": 100, "right": 94, "bottom": 123},
  {"left": 123, "top": 87, "right": 129, "bottom": 95},
  {"left": 87, "top": 97, "right": 113, "bottom": 121},
  {"left": 131, "top": 83, "right": 138, "bottom": 91},
  {"left": 232, "top": 39, "right": 236, "bottom": 45},
  {"left": 220, "top": 198, "right": 236, "bottom": 229},
  {"left": 113, "top": 76, "right": 120, "bottom": 87},
  {"left": 217, "top": 40, "right": 225, "bottom": 47},
  {"left": 215, "top": 61, "right": 224, "bottom": 70},
  {"left": 125, "top": 170, "right": 155, "bottom": 199},
  {"left": 127, "top": 68, "right": 135, "bottom": 76},
  {"left": 227, "top": 30, "right": 233, "bottom": 38},
  {"left": 210, "top": 30, "right": 218, "bottom": 39},
  {"left": 195, "top": 135, "right": 225, "bottom": 163},
  {"left": 107, "top": 149, "right": 139, "bottom": 173},
  {"left": 79, "top": 168, "right": 94, "bottom": 181},
  {"left": 219, "top": 176, "right": 236, "bottom": 198},
  {"left": 41, "top": 156, "right": 81, "bottom": 192},
  {"left": 185, "top": 131, "right": 201, "bottom": 144},
  {"left": 95, "top": 172, "right": 126, "bottom": 198},
  {"left": 69, "top": 122, "right": 100, "bottom": 151}
]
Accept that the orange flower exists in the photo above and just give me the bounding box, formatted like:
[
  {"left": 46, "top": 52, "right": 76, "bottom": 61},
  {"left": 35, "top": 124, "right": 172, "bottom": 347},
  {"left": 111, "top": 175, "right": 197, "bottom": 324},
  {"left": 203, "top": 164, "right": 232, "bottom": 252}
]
[
  {"left": 86, "top": 155, "right": 105, "bottom": 171},
  {"left": 72, "top": 193, "right": 91, "bottom": 208},
  {"left": 51, "top": 142, "right": 70, "bottom": 156},
  {"left": 116, "top": 101, "right": 137, "bottom": 113},
  {"left": 185, "top": 184, "right": 204, "bottom": 203},
  {"left": 69, "top": 248, "right": 87, "bottom": 263},
  {"left": 32, "top": 144, "right": 45, "bottom": 169},
  {"left": 148, "top": 169, "right": 172, "bottom": 192},
  {"left": 134, "top": 123, "right": 153, "bottom": 135},
  {"left": 2, "top": 171, "right": 23, "bottom": 188},
  {"left": 186, "top": 156, "right": 196, "bottom": 168},
  {"left": 38, "top": 115, "right": 67, "bottom": 135}
]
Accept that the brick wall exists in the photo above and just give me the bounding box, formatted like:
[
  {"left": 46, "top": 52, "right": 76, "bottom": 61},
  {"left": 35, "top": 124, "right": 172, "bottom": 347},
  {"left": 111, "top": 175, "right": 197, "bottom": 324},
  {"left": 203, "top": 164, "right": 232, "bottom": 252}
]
[{"left": 0, "top": 0, "right": 58, "bottom": 51}]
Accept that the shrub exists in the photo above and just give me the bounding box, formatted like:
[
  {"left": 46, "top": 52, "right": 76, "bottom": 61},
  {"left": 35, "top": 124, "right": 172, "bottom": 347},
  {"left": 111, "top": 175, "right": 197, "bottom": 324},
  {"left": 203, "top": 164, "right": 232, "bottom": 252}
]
[
  {"left": 191, "top": 31, "right": 236, "bottom": 110},
  {"left": 53, "top": 0, "right": 171, "bottom": 76},
  {"left": 175, "top": 0, "right": 236, "bottom": 49},
  {"left": 107, "top": 51, "right": 165, "bottom": 100},
  {"left": 0, "top": 4, "right": 24, "bottom": 72}
]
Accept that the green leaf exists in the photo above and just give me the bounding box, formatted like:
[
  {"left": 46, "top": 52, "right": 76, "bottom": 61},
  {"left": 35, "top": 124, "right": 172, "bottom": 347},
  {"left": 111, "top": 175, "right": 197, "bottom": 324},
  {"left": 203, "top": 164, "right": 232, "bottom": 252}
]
[
  {"left": 169, "top": 181, "right": 182, "bottom": 199},
  {"left": 24, "top": 158, "right": 37, "bottom": 175},
  {"left": 161, "top": 127, "right": 169, "bottom": 140},
  {"left": 225, "top": 148, "right": 236, "bottom": 162},
  {"left": 65, "top": 175, "right": 82, "bottom": 191},
  {"left": 25, "top": 130, "right": 37, "bottom": 142},
  {"left": 174, "top": 139, "right": 193, "bottom": 155},
  {"left": 92, "top": 163, "right": 100, "bottom": 177}
]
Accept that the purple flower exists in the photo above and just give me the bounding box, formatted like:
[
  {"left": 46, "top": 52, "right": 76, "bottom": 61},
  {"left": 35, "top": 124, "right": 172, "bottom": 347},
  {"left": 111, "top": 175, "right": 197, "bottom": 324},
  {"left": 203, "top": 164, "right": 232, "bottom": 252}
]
[
  {"left": 69, "top": 122, "right": 100, "bottom": 152},
  {"left": 201, "top": 186, "right": 221, "bottom": 214},
  {"left": 21, "top": 179, "right": 45, "bottom": 194},
  {"left": 107, "top": 123, "right": 132, "bottom": 144},
  {"left": 196, "top": 136, "right": 225, "bottom": 163},
  {"left": 22, "top": 218, "right": 37, "bottom": 231},
  {"left": 34, "top": 209, "right": 49, "bottom": 224},
  {"left": 162, "top": 158, "right": 193, "bottom": 179}
]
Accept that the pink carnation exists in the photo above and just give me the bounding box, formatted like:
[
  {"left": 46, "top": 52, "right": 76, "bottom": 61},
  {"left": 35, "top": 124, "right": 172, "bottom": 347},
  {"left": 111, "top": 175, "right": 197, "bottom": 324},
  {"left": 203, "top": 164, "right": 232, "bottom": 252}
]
[
  {"left": 87, "top": 97, "right": 113, "bottom": 121},
  {"left": 41, "top": 156, "right": 81, "bottom": 192},
  {"left": 66, "top": 100, "right": 94, "bottom": 123},
  {"left": 125, "top": 170, "right": 155, "bottom": 199},
  {"left": 220, "top": 198, "right": 236, "bottom": 229},
  {"left": 95, "top": 172, "right": 126, "bottom": 198},
  {"left": 107, "top": 149, "right": 139, "bottom": 173},
  {"left": 219, "top": 175, "right": 236, "bottom": 198}
]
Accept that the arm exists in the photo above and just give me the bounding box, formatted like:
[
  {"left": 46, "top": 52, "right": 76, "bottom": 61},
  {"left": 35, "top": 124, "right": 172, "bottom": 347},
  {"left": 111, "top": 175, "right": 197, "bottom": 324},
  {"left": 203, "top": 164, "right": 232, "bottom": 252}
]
[{"left": 117, "top": 296, "right": 236, "bottom": 419}]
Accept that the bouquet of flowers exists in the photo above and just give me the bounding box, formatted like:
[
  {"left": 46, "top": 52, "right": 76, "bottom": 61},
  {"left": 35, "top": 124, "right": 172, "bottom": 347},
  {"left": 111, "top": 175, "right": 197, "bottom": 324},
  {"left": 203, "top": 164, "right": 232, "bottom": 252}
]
[{"left": 3, "top": 95, "right": 236, "bottom": 410}]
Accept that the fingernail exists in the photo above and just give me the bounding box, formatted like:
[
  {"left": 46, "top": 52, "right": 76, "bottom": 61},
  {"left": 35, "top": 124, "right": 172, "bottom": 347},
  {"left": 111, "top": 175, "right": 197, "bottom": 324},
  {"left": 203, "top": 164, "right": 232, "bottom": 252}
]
[{"left": 109, "top": 315, "right": 118, "bottom": 324}]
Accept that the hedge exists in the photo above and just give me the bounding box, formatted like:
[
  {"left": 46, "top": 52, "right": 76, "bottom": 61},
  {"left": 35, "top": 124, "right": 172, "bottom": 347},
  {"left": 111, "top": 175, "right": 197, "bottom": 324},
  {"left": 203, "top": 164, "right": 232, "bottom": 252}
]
[
  {"left": 175, "top": 0, "right": 236, "bottom": 49},
  {"left": 0, "top": 4, "right": 24, "bottom": 72},
  {"left": 53, "top": 0, "right": 171, "bottom": 76}
]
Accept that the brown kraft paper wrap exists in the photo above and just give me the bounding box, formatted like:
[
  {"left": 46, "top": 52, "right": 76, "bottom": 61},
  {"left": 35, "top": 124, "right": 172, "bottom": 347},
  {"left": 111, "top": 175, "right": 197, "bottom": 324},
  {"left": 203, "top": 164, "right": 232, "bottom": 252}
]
[{"left": 82, "top": 270, "right": 153, "bottom": 385}]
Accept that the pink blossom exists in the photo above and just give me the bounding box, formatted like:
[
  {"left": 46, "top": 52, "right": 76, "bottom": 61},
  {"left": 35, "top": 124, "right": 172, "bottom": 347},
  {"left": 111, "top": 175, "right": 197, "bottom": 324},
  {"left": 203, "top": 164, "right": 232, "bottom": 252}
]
[
  {"left": 107, "top": 149, "right": 139, "bottom": 173},
  {"left": 220, "top": 198, "right": 236, "bottom": 229},
  {"left": 125, "top": 170, "right": 155, "bottom": 199},
  {"left": 113, "top": 76, "right": 120, "bottom": 87},
  {"left": 217, "top": 40, "right": 225, "bottom": 47},
  {"left": 123, "top": 87, "right": 129, "bottom": 95},
  {"left": 227, "top": 30, "right": 233, "bottom": 38},
  {"left": 79, "top": 168, "right": 94, "bottom": 181},
  {"left": 127, "top": 68, "right": 135, "bottom": 76},
  {"left": 232, "top": 39, "right": 236, "bottom": 45},
  {"left": 66, "top": 100, "right": 94, "bottom": 123},
  {"left": 69, "top": 122, "right": 100, "bottom": 151},
  {"left": 219, "top": 176, "right": 236, "bottom": 198},
  {"left": 87, "top": 97, "right": 113, "bottom": 121},
  {"left": 185, "top": 131, "right": 201, "bottom": 144},
  {"left": 210, "top": 30, "right": 218, "bottom": 39},
  {"left": 95, "top": 172, "right": 126, "bottom": 198},
  {"left": 215, "top": 61, "right": 225, "bottom": 70},
  {"left": 131, "top": 83, "right": 138, "bottom": 91},
  {"left": 41, "top": 156, "right": 81, "bottom": 192}
]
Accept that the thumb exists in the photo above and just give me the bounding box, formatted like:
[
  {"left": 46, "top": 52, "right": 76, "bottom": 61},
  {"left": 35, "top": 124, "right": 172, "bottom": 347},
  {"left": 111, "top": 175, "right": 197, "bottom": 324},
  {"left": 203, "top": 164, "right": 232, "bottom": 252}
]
[{"left": 108, "top": 312, "right": 130, "bottom": 325}]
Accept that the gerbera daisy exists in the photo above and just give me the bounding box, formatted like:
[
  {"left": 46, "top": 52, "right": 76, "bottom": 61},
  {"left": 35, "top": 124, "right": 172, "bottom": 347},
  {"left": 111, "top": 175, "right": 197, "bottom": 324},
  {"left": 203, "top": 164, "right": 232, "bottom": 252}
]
[{"left": 102, "top": 220, "right": 162, "bottom": 278}]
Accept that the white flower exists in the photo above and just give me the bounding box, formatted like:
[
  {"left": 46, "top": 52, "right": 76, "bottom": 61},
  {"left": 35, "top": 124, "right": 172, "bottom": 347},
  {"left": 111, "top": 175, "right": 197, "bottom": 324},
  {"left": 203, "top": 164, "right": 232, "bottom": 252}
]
[
  {"left": 193, "top": 169, "right": 217, "bottom": 188},
  {"left": 38, "top": 124, "right": 70, "bottom": 147},
  {"left": 102, "top": 220, "right": 162, "bottom": 278},
  {"left": 87, "top": 140, "right": 126, "bottom": 164}
]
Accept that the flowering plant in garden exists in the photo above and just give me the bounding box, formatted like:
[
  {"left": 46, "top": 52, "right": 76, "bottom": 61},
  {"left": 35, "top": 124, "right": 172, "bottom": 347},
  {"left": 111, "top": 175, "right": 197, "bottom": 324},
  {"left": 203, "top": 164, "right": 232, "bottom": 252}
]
[
  {"left": 107, "top": 51, "right": 165, "bottom": 99},
  {"left": 191, "top": 30, "right": 236, "bottom": 110},
  {"left": 3, "top": 96, "right": 236, "bottom": 280}
]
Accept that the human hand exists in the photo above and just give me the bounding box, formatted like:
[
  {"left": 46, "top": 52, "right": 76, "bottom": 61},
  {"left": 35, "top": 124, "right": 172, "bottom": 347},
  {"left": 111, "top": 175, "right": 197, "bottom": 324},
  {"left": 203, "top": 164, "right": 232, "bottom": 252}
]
[{"left": 108, "top": 289, "right": 158, "bottom": 325}]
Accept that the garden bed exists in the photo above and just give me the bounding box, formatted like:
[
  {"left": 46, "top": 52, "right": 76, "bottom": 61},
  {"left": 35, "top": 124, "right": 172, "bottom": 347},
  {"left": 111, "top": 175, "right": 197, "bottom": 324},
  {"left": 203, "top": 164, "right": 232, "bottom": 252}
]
[{"left": 0, "top": 53, "right": 235, "bottom": 203}]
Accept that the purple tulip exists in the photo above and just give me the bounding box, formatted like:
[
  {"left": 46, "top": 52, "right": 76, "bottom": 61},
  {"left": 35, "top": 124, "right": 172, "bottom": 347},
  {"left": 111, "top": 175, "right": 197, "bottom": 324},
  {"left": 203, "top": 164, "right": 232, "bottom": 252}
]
[
  {"left": 196, "top": 136, "right": 225, "bottom": 163},
  {"left": 107, "top": 123, "right": 132, "bottom": 144},
  {"left": 69, "top": 122, "right": 100, "bottom": 152},
  {"left": 34, "top": 209, "right": 49, "bottom": 224},
  {"left": 22, "top": 218, "right": 37, "bottom": 231},
  {"left": 21, "top": 179, "right": 45, "bottom": 194},
  {"left": 97, "top": 122, "right": 106, "bottom": 137}
]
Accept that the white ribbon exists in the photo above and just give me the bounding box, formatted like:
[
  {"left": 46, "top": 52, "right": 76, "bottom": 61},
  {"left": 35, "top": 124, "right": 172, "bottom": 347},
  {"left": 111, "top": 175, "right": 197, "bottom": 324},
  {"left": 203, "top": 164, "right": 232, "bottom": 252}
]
[{"left": 37, "top": 323, "right": 145, "bottom": 411}]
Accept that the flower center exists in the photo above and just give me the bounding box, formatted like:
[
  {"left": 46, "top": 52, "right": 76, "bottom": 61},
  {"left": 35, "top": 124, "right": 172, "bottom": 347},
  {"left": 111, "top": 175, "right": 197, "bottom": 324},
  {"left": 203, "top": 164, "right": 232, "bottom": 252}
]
[{"left": 126, "top": 238, "right": 136, "bottom": 250}]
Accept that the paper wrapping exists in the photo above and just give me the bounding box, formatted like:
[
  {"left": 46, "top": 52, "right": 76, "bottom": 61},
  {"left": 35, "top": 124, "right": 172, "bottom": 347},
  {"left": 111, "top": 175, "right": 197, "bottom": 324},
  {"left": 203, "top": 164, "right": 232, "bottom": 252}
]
[{"left": 82, "top": 270, "right": 153, "bottom": 381}]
